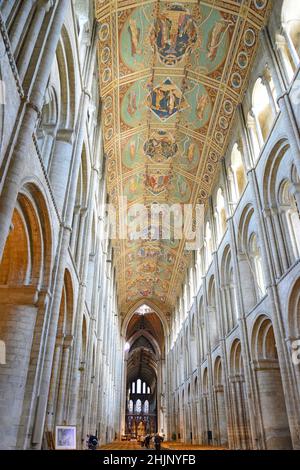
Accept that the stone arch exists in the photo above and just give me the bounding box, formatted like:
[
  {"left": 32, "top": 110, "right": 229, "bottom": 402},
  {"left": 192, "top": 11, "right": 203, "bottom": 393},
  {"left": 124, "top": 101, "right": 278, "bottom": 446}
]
[
  {"left": 229, "top": 339, "right": 251, "bottom": 449},
  {"left": 251, "top": 315, "right": 292, "bottom": 449},
  {"left": 262, "top": 139, "right": 300, "bottom": 273},
  {"left": 47, "top": 269, "right": 75, "bottom": 429},
  {"left": 0, "top": 183, "right": 52, "bottom": 449},
  {"left": 237, "top": 204, "right": 265, "bottom": 310},
  {"left": 213, "top": 356, "right": 228, "bottom": 446},
  {"left": 288, "top": 277, "right": 300, "bottom": 339},
  {"left": 56, "top": 25, "right": 76, "bottom": 129},
  {"left": 121, "top": 299, "right": 169, "bottom": 339}
]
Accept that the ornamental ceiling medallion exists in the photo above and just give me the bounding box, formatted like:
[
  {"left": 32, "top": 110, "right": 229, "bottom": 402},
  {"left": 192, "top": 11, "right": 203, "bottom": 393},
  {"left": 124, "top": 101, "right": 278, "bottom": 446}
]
[{"left": 96, "top": 0, "right": 271, "bottom": 314}]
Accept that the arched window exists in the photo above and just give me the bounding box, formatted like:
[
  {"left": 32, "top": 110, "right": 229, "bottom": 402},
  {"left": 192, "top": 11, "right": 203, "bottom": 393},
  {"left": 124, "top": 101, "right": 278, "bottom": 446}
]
[
  {"left": 279, "top": 180, "right": 300, "bottom": 261},
  {"left": 281, "top": 0, "right": 300, "bottom": 71},
  {"left": 251, "top": 78, "right": 274, "bottom": 144},
  {"left": 128, "top": 400, "right": 133, "bottom": 413},
  {"left": 132, "top": 382, "right": 135, "bottom": 394},
  {"left": 195, "top": 249, "right": 203, "bottom": 289},
  {"left": 216, "top": 188, "right": 227, "bottom": 242},
  {"left": 144, "top": 400, "right": 149, "bottom": 414},
  {"left": 229, "top": 143, "right": 247, "bottom": 203},
  {"left": 135, "top": 399, "right": 142, "bottom": 414},
  {"left": 249, "top": 233, "right": 266, "bottom": 299},
  {"left": 205, "top": 221, "right": 213, "bottom": 270},
  {"left": 142, "top": 382, "right": 146, "bottom": 394},
  {"left": 147, "top": 386, "right": 150, "bottom": 394},
  {"left": 136, "top": 379, "right": 142, "bottom": 394}
]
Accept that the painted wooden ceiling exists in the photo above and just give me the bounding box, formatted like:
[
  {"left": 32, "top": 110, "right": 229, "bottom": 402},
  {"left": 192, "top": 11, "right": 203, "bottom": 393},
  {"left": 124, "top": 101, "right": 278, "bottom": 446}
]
[{"left": 96, "top": 0, "right": 270, "bottom": 314}]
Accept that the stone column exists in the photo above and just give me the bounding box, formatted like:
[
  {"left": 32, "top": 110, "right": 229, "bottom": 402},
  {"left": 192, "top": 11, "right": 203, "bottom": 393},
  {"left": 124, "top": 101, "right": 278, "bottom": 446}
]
[
  {"left": 7, "top": 0, "right": 35, "bottom": 54},
  {"left": 227, "top": 216, "right": 263, "bottom": 449},
  {"left": 55, "top": 335, "right": 73, "bottom": 425},
  {"left": 261, "top": 69, "right": 278, "bottom": 117},
  {"left": 75, "top": 207, "right": 88, "bottom": 269},
  {"left": 253, "top": 360, "right": 293, "bottom": 449},
  {"left": 45, "top": 335, "right": 63, "bottom": 429},
  {"left": 0, "top": 286, "right": 40, "bottom": 449},
  {"left": 18, "top": 1, "right": 55, "bottom": 82},
  {"left": 1, "top": 0, "right": 16, "bottom": 22},
  {"left": 263, "top": 208, "right": 285, "bottom": 278},
  {"left": 38, "top": 124, "right": 56, "bottom": 170},
  {"left": 48, "top": 129, "right": 75, "bottom": 215},
  {"left": 247, "top": 112, "right": 261, "bottom": 162},
  {"left": 275, "top": 34, "right": 295, "bottom": 84},
  {"left": 278, "top": 94, "right": 300, "bottom": 175},
  {"left": 69, "top": 204, "right": 81, "bottom": 254},
  {"left": 248, "top": 168, "right": 300, "bottom": 449},
  {"left": 67, "top": 166, "right": 98, "bottom": 426}
]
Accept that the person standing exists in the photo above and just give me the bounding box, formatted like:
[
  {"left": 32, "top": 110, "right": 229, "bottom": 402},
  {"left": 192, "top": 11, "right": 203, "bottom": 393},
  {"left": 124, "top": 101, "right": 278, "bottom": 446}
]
[
  {"left": 154, "top": 433, "right": 163, "bottom": 451},
  {"left": 144, "top": 434, "right": 151, "bottom": 449}
]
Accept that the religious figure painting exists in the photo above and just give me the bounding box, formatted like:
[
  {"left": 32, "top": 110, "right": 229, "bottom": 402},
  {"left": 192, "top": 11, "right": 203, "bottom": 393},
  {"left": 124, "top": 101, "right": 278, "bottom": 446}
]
[
  {"left": 147, "top": 78, "right": 189, "bottom": 121},
  {"left": 151, "top": 4, "right": 199, "bottom": 66},
  {"left": 143, "top": 131, "right": 178, "bottom": 162},
  {"left": 128, "top": 18, "right": 141, "bottom": 56}
]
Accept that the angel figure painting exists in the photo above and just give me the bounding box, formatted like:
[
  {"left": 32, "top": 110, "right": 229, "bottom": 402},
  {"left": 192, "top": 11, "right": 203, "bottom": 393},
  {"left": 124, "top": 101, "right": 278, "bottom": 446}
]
[{"left": 128, "top": 18, "right": 141, "bottom": 57}]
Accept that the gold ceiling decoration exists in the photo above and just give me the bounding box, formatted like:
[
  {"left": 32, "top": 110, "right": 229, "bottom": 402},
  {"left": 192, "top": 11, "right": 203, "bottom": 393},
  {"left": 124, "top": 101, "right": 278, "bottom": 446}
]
[{"left": 96, "top": 0, "right": 271, "bottom": 313}]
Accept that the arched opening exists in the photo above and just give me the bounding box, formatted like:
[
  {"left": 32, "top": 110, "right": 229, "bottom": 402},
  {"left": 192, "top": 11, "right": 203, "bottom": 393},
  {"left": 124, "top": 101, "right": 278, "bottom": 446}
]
[
  {"left": 124, "top": 304, "right": 165, "bottom": 440},
  {"left": 214, "top": 357, "right": 228, "bottom": 446},
  {"left": 238, "top": 205, "right": 265, "bottom": 311},
  {"left": 229, "top": 339, "right": 251, "bottom": 449},
  {"left": 252, "top": 316, "right": 292, "bottom": 449},
  {"left": 207, "top": 277, "right": 218, "bottom": 348},
  {"left": 248, "top": 233, "right": 266, "bottom": 299},
  {"left": 205, "top": 221, "right": 213, "bottom": 271},
  {"left": 282, "top": 0, "right": 300, "bottom": 67},
  {"left": 70, "top": 145, "right": 89, "bottom": 266},
  {"left": 252, "top": 78, "right": 274, "bottom": 144},
  {"left": 288, "top": 278, "right": 300, "bottom": 401},
  {"left": 46, "top": 270, "right": 74, "bottom": 430},
  {"left": 0, "top": 185, "right": 52, "bottom": 449},
  {"left": 201, "top": 368, "right": 211, "bottom": 445},
  {"left": 192, "top": 376, "right": 199, "bottom": 444},
  {"left": 216, "top": 188, "right": 227, "bottom": 243},
  {"left": 229, "top": 143, "right": 247, "bottom": 203},
  {"left": 279, "top": 179, "right": 300, "bottom": 262}
]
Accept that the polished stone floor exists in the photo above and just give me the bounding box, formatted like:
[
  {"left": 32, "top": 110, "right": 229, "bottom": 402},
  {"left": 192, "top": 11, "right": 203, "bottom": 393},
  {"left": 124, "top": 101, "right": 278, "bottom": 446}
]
[{"left": 99, "top": 441, "right": 226, "bottom": 451}]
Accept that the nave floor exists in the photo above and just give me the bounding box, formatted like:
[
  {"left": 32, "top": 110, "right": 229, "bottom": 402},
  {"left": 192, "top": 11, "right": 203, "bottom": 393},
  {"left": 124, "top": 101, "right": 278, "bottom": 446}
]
[{"left": 99, "top": 441, "right": 226, "bottom": 451}]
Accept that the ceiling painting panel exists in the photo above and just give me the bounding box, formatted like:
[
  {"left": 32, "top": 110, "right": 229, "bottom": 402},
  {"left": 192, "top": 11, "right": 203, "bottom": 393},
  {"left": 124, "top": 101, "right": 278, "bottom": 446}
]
[{"left": 96, "top": 0, "right": 271, "bottom": 314}]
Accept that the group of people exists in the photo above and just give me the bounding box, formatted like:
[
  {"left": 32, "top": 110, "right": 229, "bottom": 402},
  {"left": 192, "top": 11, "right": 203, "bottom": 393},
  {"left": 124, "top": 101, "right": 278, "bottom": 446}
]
[{"left": 140, "top": 433, "right": 164, "bottom": 451}]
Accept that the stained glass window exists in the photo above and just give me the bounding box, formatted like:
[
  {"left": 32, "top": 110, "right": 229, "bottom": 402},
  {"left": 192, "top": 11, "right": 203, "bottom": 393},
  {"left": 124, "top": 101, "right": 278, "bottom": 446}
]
[{"left": 135, "top": 399, "right": 142, "bottom": 413}]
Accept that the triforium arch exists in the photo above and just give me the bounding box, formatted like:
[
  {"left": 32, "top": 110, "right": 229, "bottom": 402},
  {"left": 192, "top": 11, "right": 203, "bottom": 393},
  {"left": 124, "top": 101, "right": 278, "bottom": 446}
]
[{"left": 121, "top": 301, "right": 169, "bottom": 439}]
